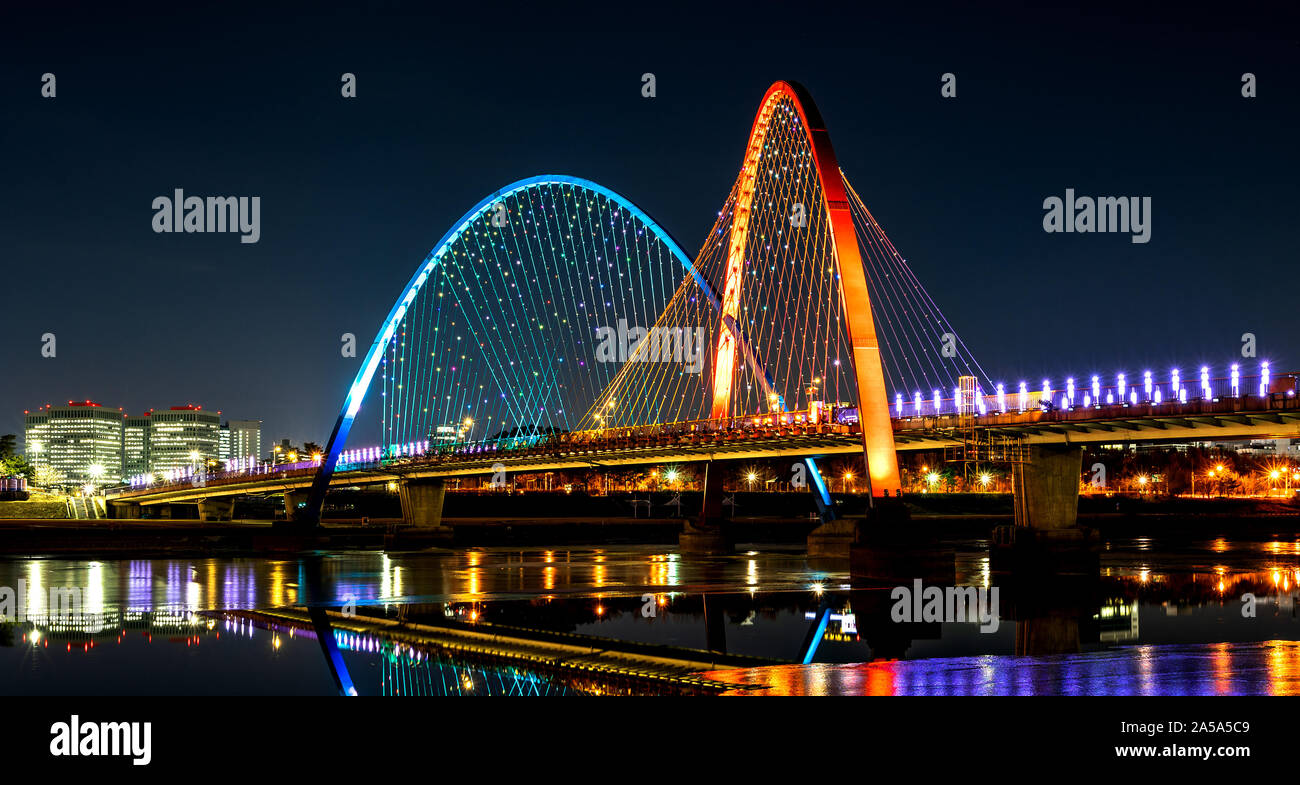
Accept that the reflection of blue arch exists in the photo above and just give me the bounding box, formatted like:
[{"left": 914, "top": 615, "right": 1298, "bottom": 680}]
[{"left": 299, "top": 175, "right": 722, "bottom": 523}]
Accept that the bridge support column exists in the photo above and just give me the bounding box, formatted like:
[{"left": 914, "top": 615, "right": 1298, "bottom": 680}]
[
  {"left": 398, "top": 478, "right": 448, "bottom": 529},
  {"left": 108, "top": 501, "right": 141, "bottom": 519},
  {"left": 808, "top": 517, "right": 856, "bottom": 558},
  {"left": 848, "top": 499, "right": 950, "bottom": 585},
  {"left": 284, "top": 490, "right": 308, "bottom": 521},
  {"left": 198, "top": 498, "right": 234, "bottom": 522},
  {"left": 995, "top": 444, "right": 1098, "bottom": 574},
  {"left": 1012, "top": 444, "right": 1083, "bottom": 530},
  {"left": 679, "top": 461, "right": 730, "bottom": 554}
]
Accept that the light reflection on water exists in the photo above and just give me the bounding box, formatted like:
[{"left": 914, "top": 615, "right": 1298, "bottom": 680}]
[
  {"left": 702, "top": 641, "right": 1300, "bottom": 696},
  {"left": 3, "top": 540, "right": 1293, "bottom": 612},
  {"left": 1, "top": 537, "right": 1298, "bottom": 695}
]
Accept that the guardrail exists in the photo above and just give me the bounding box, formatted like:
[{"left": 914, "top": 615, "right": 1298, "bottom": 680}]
[{"left": 113, "top": 390, "right": 1300, "bottom": 498}]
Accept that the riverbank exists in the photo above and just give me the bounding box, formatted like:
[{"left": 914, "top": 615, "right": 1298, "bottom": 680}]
[{"left": 3, "top": 505, "right": 1300, "bottom": 557}]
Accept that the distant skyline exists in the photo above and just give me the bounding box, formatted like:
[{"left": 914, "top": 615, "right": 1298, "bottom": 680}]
[{"left": 2, "top": 1, "right": 1296, "bottom": 449}]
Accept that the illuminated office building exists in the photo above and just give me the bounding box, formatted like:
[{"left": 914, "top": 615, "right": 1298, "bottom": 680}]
[
  {"left": 145, "top": 405, "right": 222, "bottom": 475},
  {"left": 23, "top": 401, "right": 125, "bottom": 484},
  {"left": 123, "top": 414, "right": 151, "bottom": 477},
  {"left": 225, "top": 419, "right": 262, "bottom": 465}
]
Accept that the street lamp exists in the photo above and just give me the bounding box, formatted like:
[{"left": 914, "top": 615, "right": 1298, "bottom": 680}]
[{"left": 85, "top": 464, "right": 105, "bottom": 496}]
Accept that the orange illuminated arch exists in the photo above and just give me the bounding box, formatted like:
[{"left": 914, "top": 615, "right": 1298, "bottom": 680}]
[{"left": 710, "top": 80, "right": 901, "bottom": 496}]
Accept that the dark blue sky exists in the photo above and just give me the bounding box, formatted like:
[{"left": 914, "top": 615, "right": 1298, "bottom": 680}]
[{"left": 1, "top": 1, "right": 1296, "bottom": 447}]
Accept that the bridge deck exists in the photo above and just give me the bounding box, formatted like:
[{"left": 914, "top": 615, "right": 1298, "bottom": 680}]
[{"left": 109, "top": 394, "right": 1300, "bottom": 506}]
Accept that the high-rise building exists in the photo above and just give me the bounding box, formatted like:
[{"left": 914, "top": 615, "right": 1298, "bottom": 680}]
[
  {"left": 23, "top": 401, "right": 258, "bottom": 482},
  {"left": 123, "top": 414, "right": 151, "bottom": 478},
  {"left": 226, "top": 419, "right": 262, "bottom": 466},
  {"left": 24, "top": 401, "right": 125, "bottom": 485},
  {"left": 146, "top": 405, "right": 222, "bottom": 475}
]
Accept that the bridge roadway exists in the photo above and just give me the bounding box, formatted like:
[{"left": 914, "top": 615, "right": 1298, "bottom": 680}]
[{"left": 106, "top": 393, "right": 1300, "bottom": 509}]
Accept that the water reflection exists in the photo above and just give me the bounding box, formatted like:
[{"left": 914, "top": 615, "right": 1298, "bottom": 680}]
[
  {"left": 0, "top": 536, "right": 1297, "bottom": 695},
  {"left": 0, "top": 547, "right": 826, "bottom": 611},
  {"left": 702, "top": 640, "right": 1300, "bottom": 696}
]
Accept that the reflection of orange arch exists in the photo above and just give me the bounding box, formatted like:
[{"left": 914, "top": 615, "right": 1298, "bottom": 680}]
[{"left": 711, "top": 80, "right": 900, "bottom": 496}]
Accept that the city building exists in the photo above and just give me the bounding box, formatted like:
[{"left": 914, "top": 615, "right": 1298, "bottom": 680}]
[
  {"left": 123, "top": 414, "right": 151, "bottom": 477},
  {"left": 145, "top": 405, "right": 222, "bottom": 475},
  {"left": 226, "top": 419, "right": 262, "bottom": 465},
  {"left": 23, "top": 401, "right": 125, "bottom": 485},
  {"left": 23, "top": 400, "right": 262, "bottom": 483},
  {"left": 271, "top": 438, "right": 297, "bottom": 464}
]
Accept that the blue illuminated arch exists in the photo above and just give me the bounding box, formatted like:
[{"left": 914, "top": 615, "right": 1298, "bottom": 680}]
[{"left": 299, "top": 175, "right": 723, "bottom": 523}]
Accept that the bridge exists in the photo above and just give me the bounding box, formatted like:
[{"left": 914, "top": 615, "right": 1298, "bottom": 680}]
[{"left": 105, "top": 80, "right": 1298, "bottom": 554}]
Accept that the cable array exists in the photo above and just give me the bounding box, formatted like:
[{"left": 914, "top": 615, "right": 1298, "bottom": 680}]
[
  {"left": 378, "top": 182, "right": 687, "bottom": 450},
  {"left": 843, "top": 173, "right": 990, "bottom": 406},
  {"left": 372, "top": 105, "right": 991, "bottom": 449}
]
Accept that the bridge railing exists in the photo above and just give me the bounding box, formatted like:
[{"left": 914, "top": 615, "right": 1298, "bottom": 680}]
[
  {"left": 887, "top": 370, "right": 1294, "bottom": 419},
  {"left": 414, "top": 406, "right": 852, "bottom": 461},
  {"left": 115, "top": 383, "right": 1300, "bottom": 497},
  {"left": 892, "top": 385, "right": 1300, "bottom": 431}
]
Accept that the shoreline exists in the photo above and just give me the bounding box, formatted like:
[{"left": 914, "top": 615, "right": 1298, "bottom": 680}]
[{"left": 1, "top": 509, "right": 1299, "bottom": 557}]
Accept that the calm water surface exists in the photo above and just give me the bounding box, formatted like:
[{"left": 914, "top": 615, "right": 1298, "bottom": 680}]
[{"left": 2, "top": 537, "right": 1298, "bottom": 695}]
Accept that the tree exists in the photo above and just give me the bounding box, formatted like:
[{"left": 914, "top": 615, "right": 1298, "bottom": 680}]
[
  {"left": 0, "top": 454, "right": 35, "bottom": 481},
  {"left": 34, "top": 464, "right": 65, "bottom": 488},
  {"left": 0, "top": 434, "right": 16, "bottom": 459}
]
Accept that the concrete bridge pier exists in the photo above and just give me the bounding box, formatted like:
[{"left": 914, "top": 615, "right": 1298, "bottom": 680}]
[
  {"left": 807, "top": 517, "right": 855, "bottom": 559},
  {"left": 848, "top": 498, "right": 952, "bottom": 585},
  {"left": 1011, "top": 444, "right": 1083, "bottom": 530},
  {"left": 679, "top": 461, "right": 730, "bottom": 555},
  {"left": 108, "top": 501, "right": 142, "bottom": 519},
  {"left": 284, "top": 490, "right": 309, "bottom": 521},
  {"left": 198, "top": 497, "right": 235, "bottom": 522},
  {"left": 398, "top": 478, "right": 449, "bottom": 530},
  {"left": 995, "top": 444, "right": 1099, "bottom": 575}
]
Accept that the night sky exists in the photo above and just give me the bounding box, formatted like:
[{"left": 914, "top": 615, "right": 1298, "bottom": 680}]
[{"left": 1, "top": 1, "right": 1296, "bottom": 448}]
